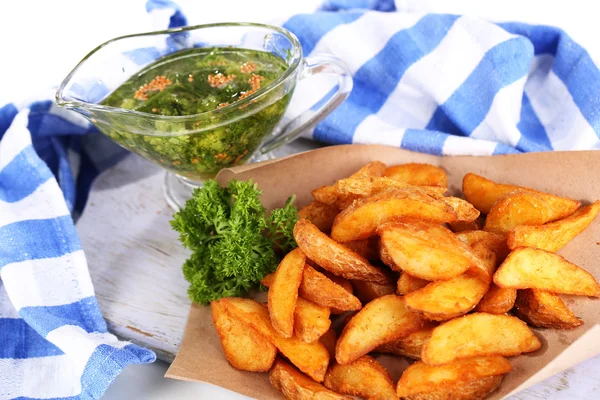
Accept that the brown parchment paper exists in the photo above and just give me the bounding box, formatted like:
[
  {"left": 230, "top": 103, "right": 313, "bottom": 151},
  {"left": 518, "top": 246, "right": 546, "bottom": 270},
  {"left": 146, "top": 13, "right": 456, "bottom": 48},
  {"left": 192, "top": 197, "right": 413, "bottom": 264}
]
[{"left": 165, "top": 144, "right": 600, "bottom": 399}]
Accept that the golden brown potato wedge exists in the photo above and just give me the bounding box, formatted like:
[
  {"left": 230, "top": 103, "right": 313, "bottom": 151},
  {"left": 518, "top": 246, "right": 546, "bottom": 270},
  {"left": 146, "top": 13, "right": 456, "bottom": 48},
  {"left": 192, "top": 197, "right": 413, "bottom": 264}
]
[
  {"left": 269, "top": 248, "right": 306, "bottom": 338},
  {"left": 475, "top": 284, "right": 517, "bottom": 314},
  {"left": 442, "top": 197, "right": 480, "bottom": 223},
  {"left": 336, "top": 295, "right": 423, "bottom": 364},
  {"left": 331, "top": 189, "right": 457, "bottom": 242},
  {"left": 396, "top": 273, "right": 430, "bottom": 295},
  {"left": 422, "top": 313, "right": 541, "bottom": 365},
  {"left": 375, "top": 323, "right": 436, "bottom": 360},
  {"left": 294, "top": 219, "right": 388, "bottom": 283},
  {"left": 261, "top": 272, "right": 275, "bottom": 287},
  {"left": 379, "top": 242, "right": 398, "bottom": 271},
  {"left": 405, "top": 275, "right": 488, "bottom": 321},
  {"left": 221, "top": 298, "right": 330, "bottom": 382},
  {"left": 465, "top": 241, "right": 497, "bottom": 283},
  {"left": 324, "top": 356, "right": 396, "bottom": 400},
  {"left": 299, "top": 266, "right": 362, "bottom": 312},
  {"left": 295, "top": 297, "right": 332, "bottom": 343},
  {"left": 270, "top": 358, "right": 351, "bottom": 400},
  {"left": 211, "top": 300, "right": 276, "bottom": 372},
  {"left": 449, "top": 216, "right": 484, "bottom": 233},
  {"left": 484, "top": 190, "right": 581, "bottom": 234},
  {"left": 333, "top": 177, "right": 446, "bottom": 205},
  {"left": 384, "top": 163, "right": 448, "bottom": 187},
  {"left": 396, "top": 356, "right": 511, "bottom": 400},
  {"left": 342, "top": 237, "right": 380, "bottom": 260},
  {"left": 320, "top": 328, "right": 338, "bottom": 361},
  {"left": 493, "top": 247, "right": 600, "bottom": 296},
  {"left": 514, "top": 289, "right": 583, "bottom": 329},
  {"left": 462, "top": 173, "right": 525, "bottom": 214},
  {"left": 456, "top": 230, "right": 510, "bottom": 264},
  {"left": 298, "top": 201, "right": 340, "bottom": 232},
  {"left": 378, "top": 220, "right": 481, "bottom": 281},
  {"left": 312, "top": 162, "right": 387, "bottom": 206},
  {"left": 351, "top": 277, "right": 396, "bottom": 304},
  {"left": 507, "top": 201, "right": 600, "bottom": 252}
]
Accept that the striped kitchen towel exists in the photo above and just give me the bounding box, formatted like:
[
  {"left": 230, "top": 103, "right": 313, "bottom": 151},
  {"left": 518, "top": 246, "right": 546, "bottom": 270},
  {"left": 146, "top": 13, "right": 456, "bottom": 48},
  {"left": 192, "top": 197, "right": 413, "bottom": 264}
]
[{"left": 1, "top": 0, "right": 600, "bottom": 399}]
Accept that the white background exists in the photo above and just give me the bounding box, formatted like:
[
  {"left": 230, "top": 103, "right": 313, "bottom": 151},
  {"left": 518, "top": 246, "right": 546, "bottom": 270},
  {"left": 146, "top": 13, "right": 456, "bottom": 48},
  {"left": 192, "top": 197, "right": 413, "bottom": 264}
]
[{"left": 1, "top": 1, "right": 599, "bottom": 399}]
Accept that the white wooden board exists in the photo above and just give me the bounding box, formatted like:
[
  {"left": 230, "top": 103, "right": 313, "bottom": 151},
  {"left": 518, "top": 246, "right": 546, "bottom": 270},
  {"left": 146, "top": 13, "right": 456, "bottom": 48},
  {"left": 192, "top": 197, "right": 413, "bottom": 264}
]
[{"left": 76, "top": 144, "right": 600, "bottom": 399}]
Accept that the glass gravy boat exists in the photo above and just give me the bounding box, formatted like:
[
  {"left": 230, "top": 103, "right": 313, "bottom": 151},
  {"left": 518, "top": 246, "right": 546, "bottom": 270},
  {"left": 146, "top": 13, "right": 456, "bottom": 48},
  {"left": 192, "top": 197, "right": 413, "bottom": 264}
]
[{"left": 56, "top": 22, "right": 352, "bottom": 209}]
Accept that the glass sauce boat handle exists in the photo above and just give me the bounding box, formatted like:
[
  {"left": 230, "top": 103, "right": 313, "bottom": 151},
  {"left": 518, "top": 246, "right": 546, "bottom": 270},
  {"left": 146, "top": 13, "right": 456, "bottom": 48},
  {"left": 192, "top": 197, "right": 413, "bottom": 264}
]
[{"left": 258, "top": 55, "right": 353, "bottom": 155}]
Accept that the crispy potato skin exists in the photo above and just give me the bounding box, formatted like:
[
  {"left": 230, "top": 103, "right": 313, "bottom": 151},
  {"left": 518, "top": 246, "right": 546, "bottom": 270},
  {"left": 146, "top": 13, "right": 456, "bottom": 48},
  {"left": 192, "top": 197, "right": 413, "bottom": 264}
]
[
  {"left": 514, "top": 289, "right": 583, "bottom": 329},
  {"left": 405, "top": 275, "right": 488, "bottom": 321},
  {"left": 449, "top": 216, "right": 484, "bottom": 233},
  {"left": 465, "top": 241, "right": 497, "bottom": 283},
  {"left": 442, "top": 197, "right": 480, "bottom": 222},
  {"left": 422, "top": 313, "right": 541, "bottom": 365},
  {"left": 493, "top": 247, "right": 600, "bottom": 296},
  {"left": 269, "top": 248, "right": 306, "bottom": 338},
  {"left": 313, "top": 185, "right": 340, "bottom": 206},
  {"left": 294, "top": 219, "right": 388, "bottom": 283},
  {"left": 270, "top": 358, "right": 351, "bottom": 400},
  {"left": 221, "top": 298, "right": 330, "bottom": 382},
  {"left": 397, "top": 273, "right": 429, "bottom": 295},
  {"left": 319, "top": 328, "right": 338, "bottom": 360},
  {"left": 211, "top": 300, "right": 276, "bottom": 372},
  {"left": 375, "top": 323, "right": 436, "bottom": 360},
  {"left": 298, "top": 201, "right": 340, "bottom": 232},
  {"left": 384, "top": 163, "right": 448, "bottom": 187},
  {"left": 331, "top": 189, "right": 457, "bottom": 242},
  {"left": 397, "top": 356, "right": 511, "bottom": 399},
  {"left": 475, "top": 284, "right": 517, "bottom": 314},
  {"left": 312, "top": 162, "right": 387, "bottom": 206},
  {"left": 379, "top": 221, "right": 479, "bottom": 281},
  {"left": 324, "top": 356, "right": 396, "bottom": 400},
  {"left": 342, "top": 237, "right": 380, "bottom": 261},
  {"left": 462, "top": 173, "right": 524, "bottom": 214},
  {"left": 507, "top": 201, "right": 600, "bottom": 252},
  {"left": 351, "top": 278, "right": 397, "bottom": 304},
  {"left": 294, "top": 297, "right": 332, "bottom": 343},
  {"left": 484, "top": 190, "right": 580, "bottom": 234},
  {"left": 336, "top": 295, "right": 423, "bottom": 365},
  {"left": 299, "top": 266, "right": 362, "bottom": 312}
]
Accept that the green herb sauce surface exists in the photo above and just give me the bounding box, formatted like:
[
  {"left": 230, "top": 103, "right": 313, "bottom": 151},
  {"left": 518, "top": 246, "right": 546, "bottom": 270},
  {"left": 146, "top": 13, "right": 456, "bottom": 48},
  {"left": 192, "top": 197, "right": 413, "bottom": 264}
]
[{"left": 99, "top": 47, "right": 291, "bottom": 180}]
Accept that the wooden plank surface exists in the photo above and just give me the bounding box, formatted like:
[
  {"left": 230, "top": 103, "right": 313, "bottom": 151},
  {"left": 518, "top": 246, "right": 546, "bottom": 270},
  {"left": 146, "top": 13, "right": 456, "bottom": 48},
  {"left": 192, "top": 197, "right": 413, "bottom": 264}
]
[{"left": 76, "top": 144, "right": 600, "bottom": 399}]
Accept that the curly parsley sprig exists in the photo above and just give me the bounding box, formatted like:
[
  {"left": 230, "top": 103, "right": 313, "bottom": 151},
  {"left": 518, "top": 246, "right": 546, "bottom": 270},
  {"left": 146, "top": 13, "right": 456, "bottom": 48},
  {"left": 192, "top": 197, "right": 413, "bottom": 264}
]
[{"left": 170, "top": 179, "right": 298, "bottom": 304}]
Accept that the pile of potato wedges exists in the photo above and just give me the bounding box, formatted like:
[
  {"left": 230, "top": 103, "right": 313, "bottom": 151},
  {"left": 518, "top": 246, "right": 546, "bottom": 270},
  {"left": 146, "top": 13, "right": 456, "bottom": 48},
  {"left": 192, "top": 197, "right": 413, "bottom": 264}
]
[{"left": 211, "top": 161, "right": 600, "bottom": 400}]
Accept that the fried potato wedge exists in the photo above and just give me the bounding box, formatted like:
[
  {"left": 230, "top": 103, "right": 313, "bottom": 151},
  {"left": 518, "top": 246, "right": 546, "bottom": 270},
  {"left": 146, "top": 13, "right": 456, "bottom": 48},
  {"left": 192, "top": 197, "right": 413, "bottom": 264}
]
[
  {"left": 331, "top": 189, "right": 457, "bottom": 242},
  {"left": 312, "top": 162, "right": 387, "bottom": 205},
  {"left": 211, "top": 300, "right": 276, "bottom": 372},
  {"left": 298, "top": 201, "right": 340, "bottom": 232},
  {"left": 270, "top": 358, "right": 350, "bottom": 400},
  {"left": 269, "top": 248, "right": 306, "bottom": 338},
  {"left": 475, "top": 284, "right": 517, "bottom": 314},
  {"left": 333, "top": 177, "right": 446, "bottom": 204},
  {"left": 342, "top": 237, "right": 380, "bottom": 260},
  {"left": 422, "top": 313, "right": 541, "bottom": 365},
  {"left": 261, "top": 272, "right": 275, "bottom": 287},
  {"left": 462, "top": 173, "right": 525, "bottom": 214},
  {"left": 324, "top": 356, "right": 396, "bottom": 400},
  {"left": 295, "top": 297, "right": 332, "bottom": 343},
  {"left": 294, "top": 219, "right": 388, "bottom": 283},
  {"left": 384, "top": 163, "right": 448, "bottom": 187},
  {"left": 442, "top": 197, "right": 480, "bottom": 222},
  {"left": 465, "top": 241, "right": 497, "bottom": 283},
  {"left": 299, "top": 266, "right": 362, "bottom": 312},
  {"left": 484, "top": 190, "right": 581, "bottom": 234},
  {"left": 221, "top": 298, "right": 330, "bottom": 381},
  {"left": 336, "top": 295, "right": 423, "bottom": 364},
  {"left": 514, "top": 289, "right": 583, "bottom": 329},
  {"left": 396, "top": 356, "right": 511, "bottom": 400},
  {"left": 320, "top": 328, "right": 338, "bottom": 361},
  {"left": 351, "top": 277, "right": 397, "bottom": 304},
  {"left": 397, "top": 273, "right": 430, "bottom": 295},
  {"left": 375, "top": 323, "right": 436, "bottom": 360},
  {"left": 493, "top": 247, "right": 600, "bottom": 296},
  {"left": 507, "top": 201, "right": 600, "bottom": 252},
  {"left": 456, "top": 230, "right": 509, "bottom": 264},
  {"left": 379, "top": 221, "right": 480, "bottom": 281},
  {"left": 449, "top": 216, "right": 484, "bottom": 233},
  {"left": 405, "top": 275, "right": 488, "bottom": 321}
]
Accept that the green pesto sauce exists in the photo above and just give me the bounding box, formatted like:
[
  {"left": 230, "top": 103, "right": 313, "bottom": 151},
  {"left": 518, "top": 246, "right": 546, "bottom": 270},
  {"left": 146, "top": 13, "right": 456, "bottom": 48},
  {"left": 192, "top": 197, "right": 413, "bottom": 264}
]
[{"left": 99, "top": 47, "right": 291, "bottom": 180}]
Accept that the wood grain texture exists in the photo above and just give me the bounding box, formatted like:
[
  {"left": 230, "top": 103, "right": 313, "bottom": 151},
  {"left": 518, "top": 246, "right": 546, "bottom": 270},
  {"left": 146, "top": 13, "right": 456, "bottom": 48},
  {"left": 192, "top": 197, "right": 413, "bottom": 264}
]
[{"left": 76, "top": 144, "right": 600, "bottom": 398}]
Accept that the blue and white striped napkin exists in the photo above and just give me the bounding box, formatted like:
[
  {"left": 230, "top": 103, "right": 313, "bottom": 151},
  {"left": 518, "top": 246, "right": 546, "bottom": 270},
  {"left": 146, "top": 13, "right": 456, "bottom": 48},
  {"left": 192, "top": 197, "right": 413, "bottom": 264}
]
[{"left": 1, "top": 0, "right": 600, "bottom": 398}]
